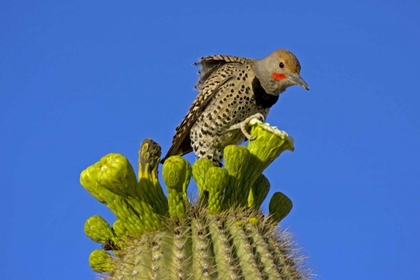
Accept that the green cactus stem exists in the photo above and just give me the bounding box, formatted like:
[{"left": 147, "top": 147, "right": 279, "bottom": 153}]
[{"left": 80, "top": 119, "right": 310, "bottom": 279}]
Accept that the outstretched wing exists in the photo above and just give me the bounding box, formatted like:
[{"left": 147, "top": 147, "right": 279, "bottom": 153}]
[{"left": 161, "top": 55, "right": 252, "bottom": 163}]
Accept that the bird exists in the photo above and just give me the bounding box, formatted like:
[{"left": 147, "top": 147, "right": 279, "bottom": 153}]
[{"left": 162, "top": 49, "right": 309, "bottom": 166}]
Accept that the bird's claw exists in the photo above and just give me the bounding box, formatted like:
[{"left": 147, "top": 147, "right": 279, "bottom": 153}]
[{"left": 227, "top": 113, "right": 265, "bottom": 141}]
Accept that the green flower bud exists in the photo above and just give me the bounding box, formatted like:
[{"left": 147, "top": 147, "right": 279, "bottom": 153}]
[
  {"left": 269, "top": 192, "right": 293, "bottom": 223},
  {"left": 192, "top": 158, "right": 214, "bottom": 198},
  {"left": 205, "top": 167, "right": 229, "bottom": 214},
  {"left": 89, "top": 153, "right": 139, "bottom": 199},
  {"left": 138, "top": 139, "right": 168, "bottom": 216},
  {"left": 223, "top": 145, "right": 251, "bottom": 207},
  {"left": 247, "top": 119, "right": 294, "bottom": 176},
  {"left": 162, "top": 156, "right": 191, "bottom": 218},
  {"left": 80, "top": 155, "right": 162, "bottom": 235},
  {"left": 112, "top": 219, "right": 127, "bottom": 238},
  {"left": 81, "top": 167, "right": 142, "bottom": 235},
  {"left": 84, "top": 215, "right": 114, "bottom": 244},
  {"left": 89, "top": 249, "right": 115, "bottom": 273},
  {"left": 248, "top": 174, "right": 270, "bottom": 210},
  {"left": 139, "top": 138, "right": 161, "bottom": 178}
]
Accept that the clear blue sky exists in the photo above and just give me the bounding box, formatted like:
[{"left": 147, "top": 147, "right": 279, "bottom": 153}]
[{"left": 2, "top": 1, "right": 419, "bottom": 279}]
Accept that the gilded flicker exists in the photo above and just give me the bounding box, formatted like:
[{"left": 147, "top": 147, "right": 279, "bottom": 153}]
[{"left": 162, "top": 49, "right": 309, "bottom": 166}]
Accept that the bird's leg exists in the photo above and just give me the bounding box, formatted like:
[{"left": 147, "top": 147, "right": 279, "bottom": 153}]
[{"left": 227, "top": 113, "right": 265, "bottom": 140}]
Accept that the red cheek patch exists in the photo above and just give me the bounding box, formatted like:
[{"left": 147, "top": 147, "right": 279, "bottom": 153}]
[{"left": 271, "top": 72, "right": 287, "bottom": 81}]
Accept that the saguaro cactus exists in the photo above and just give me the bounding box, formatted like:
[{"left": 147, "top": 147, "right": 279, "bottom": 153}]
[{"left": 80, "top": 119, "right": 311, "bottom": 279}]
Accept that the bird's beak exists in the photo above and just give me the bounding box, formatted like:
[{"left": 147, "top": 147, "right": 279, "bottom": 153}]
[{"left": 290, "top": 73, "right": 310, "bottom": 90}]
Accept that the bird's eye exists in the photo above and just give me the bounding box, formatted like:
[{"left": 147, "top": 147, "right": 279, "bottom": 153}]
[{"left": 279, "top": 62, "right": 284, "bottom": 68}]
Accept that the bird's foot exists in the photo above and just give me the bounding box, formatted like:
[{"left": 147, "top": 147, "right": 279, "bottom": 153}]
[{"left": 227, "top": 113, "right": 265, "bottom": 140}]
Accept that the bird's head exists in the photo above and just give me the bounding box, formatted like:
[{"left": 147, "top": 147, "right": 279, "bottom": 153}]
[{"left": 254, "top": 49, "right": 309, "bottom": 95}]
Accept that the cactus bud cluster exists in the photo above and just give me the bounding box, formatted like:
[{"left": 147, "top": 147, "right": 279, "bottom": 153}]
[{"left": 80, "top": 119, "right": 310, "bottom": 279}]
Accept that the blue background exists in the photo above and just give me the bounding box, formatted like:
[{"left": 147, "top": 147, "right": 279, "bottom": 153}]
[{"left": 2, "top": 1, "right": 419, "bottom": 279}]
